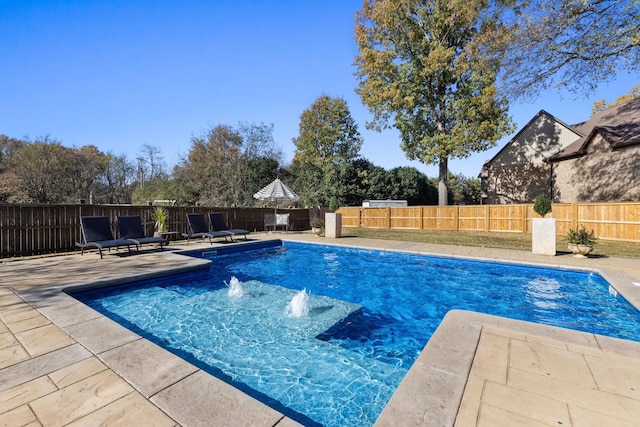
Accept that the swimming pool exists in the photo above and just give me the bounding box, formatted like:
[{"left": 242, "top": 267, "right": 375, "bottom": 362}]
[{"left": 72, "top": 241, "right": 640, "bottom": 426}]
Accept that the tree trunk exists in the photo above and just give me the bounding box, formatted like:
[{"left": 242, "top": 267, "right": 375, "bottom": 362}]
[{"left": 438, "top": 156, "right": 448, "bottom": 206}]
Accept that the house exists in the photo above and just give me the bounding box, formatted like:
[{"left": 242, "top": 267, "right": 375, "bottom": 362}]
[{"left": 481, "top": 98, "right": 640, "bottom": 203}]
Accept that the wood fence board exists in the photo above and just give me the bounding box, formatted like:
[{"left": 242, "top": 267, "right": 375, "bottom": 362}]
[
  {"left": 0, "top": 205, "right": 311, "bottom": 258},
  {"left": 338, "top": 202, "right": 640, "bottom": 243}
]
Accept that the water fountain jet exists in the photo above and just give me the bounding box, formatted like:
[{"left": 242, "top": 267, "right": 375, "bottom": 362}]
[
  {"left": 225, "top": 276, "right": 244, "bottom": 297},
  {"left": 286, "top": 288, "right": 310, "bottom": 318}
]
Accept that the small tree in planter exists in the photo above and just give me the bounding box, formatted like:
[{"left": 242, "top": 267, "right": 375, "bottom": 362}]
[
  {"left": 533, "top": 194, "right": 552, "bottom": 218},
  {"left": 532, "top": 194, "right": 556, "bottom": 255}
]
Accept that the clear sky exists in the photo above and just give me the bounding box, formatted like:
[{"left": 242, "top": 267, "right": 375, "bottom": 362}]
[{"left": 2, "top": 0, "right": 638, "bottom": 178}]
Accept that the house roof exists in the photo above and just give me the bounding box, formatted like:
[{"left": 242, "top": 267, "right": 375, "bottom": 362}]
[
  {"left": 549, "top": 98, "right": 640, "bottom": 162},
  {"left": 479, "top": 110, "right": 579, "bottom": 175}
]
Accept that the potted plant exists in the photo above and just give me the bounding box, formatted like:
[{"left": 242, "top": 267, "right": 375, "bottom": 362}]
[
  {"left": 531, "top": 194, "right": 556, "bottom": 256},
  {"left": 152, "top": 207, "right": 168, "bottom": 236},
  {"left": 567, "top": 225, "right": 596, "bottom": 258},
  {"left": 311, "top": 219, "right": 324, "bottom": 236}
]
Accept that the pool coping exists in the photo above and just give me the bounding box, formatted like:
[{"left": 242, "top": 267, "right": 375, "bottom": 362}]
[{"left": 2, "top": 235, "right": 640, "bottom": 426}]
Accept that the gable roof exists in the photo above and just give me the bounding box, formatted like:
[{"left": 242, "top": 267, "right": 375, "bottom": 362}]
[
  {"left": 480, "top": 110, "right": 580, "bottom": 173},
  {"left": 549, "top": 97, "right": 640, "bottom": 162}
]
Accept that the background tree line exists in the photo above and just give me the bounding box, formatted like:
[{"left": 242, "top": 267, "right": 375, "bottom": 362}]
[
  {"left": 6, "top": 0, "right": 632, "bottom": 208},
  {"left": 0, "top": 96, "right": 481, "bottom": 208}
]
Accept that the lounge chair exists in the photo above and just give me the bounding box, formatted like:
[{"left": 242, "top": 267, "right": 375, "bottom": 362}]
[
  {"left": 186, "top": 213, "right": 233, "bottom": 243},
  {"left": 208, "top": 212, "right": 249, "bottom": 241},
  {"left": 76, "top": 216, "right": 133, "bottom": 259},
  {"left": 116, "top": 215, "right": 167, "bottom": 252}
]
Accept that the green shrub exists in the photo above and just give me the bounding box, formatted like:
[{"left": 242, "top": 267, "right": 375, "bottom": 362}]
[
  {"left": 152, "top": 207, "right": 168, "bottom": 232},
  {"left": 329, "top": 197, "right": 340, "bottom": 212},
  {"left": 533, "top": 194, "right": 552, "bottom": 218},
  {"left": 567, "top": 225, "right": 597, "bottom": 245}
]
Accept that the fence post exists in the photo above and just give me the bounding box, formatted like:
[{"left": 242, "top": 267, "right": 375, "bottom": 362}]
[
  {"left": 572, "top": 203, "right": 579, "bottom": 230},
  {"left": 454, "top": 206, "right": 459, "bottom": 231},
  {"left": 484, "top": 204, "right": 490, "bottom": 232},
  {"left": 387, "top": 207, "right": 391, "bottom": 229}
]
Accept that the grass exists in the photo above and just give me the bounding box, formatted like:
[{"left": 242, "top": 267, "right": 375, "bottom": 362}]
[{"left": 341, "top": 227, "right": 640, "bottom": 259}]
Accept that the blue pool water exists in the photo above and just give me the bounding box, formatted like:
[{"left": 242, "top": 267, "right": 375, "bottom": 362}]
[{"left": 72, "top": 242, "right": 640, "bottom": 426}]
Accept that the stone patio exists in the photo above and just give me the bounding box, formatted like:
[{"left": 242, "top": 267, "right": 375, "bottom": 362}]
[{"left": 1, "top": 233, "right": 639, "bottom": 426}]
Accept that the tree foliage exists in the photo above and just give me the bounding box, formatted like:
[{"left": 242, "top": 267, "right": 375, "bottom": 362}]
[
  {"left": 500, "top": 0, "right": 640, "bottom": 99},
  {"left": 292, "top": 95, "right": 364, "bottom": 207},
  {"left": 0, "top": 134, "right": 135, "bottom": 204},
  {"left": 592, "top": 83, "right": 640, "bottom": 114},
  {"left": 355, "top": 0, "right": 514, "bottom": 205},
  {"left": 447, "top": 173, "right": 482, "bottom": 205},
  {"left": 174, "top": 123, "right": 281, "bottom": 207}
]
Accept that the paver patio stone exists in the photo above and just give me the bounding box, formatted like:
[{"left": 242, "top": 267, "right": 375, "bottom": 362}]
[
  {"left": 0, "top": 304, "right": 41, "bottom": 324},
  {"left": 99, "top": 338, "right": 199, "bottom": 398},
  {"left": 595, "top": 333, "right": 640, "bottom": 357},
  {"left": 0, "top": 331, "right": 19, "bottom": 349},
  {"left": 0, "top": 344, "right": 91, "bottom": 392},
  {"left": 64, "top": 391, "right": 178, "bottom": 427},
  {"left": 483, "top": 380, "right": 571, "bottom": 425},
  {"left": 0, "top": 345, "right": 29, "bottom": 370},
  {"left": 34, "top": 299, "right": 102, "bottom": 328},
  {"left": 452, "top": 373, "right": 483, "bottom": 426},
  {"left": 29, "top": 370, "right": 133, "bottom": 427},
  {"left": 0, "top": 376, "right": 57, "bottom": 414},
  {"left": 14, "top": 324, "right": 75, "bottom": 357},
  {"left": 151, "top": 370, "right": 285, "bottom": 427},
  {"left": 63, "top": 316, "right": 140, "bottom": 354},
  {"left": 0, "top": 403, "right": 38, "bottom": 427},
  {"left": 48, "top": 357, "right": 108, "bottom": 389},
  {"left": 5, "top": 314, "right": 51, "bottom": 334},
  {"left": 507, "top": 366, "right": 640, "bottom": 422},
  {"left": 477, "top": 403, "right": 549, "bottom": 427},
  {"left": 0, "top": 292, "right": 24, "bottom": 309},
  {"left": 469, "top": 331, "right": 508, "bottom": 383},
  {"left": 568, "top": 405, "right": 638, "bottom": 427},
  {"left": 509, "top": 339, "right": 597, "bottom": 388},
  {"left": 585, "top": 352, "right": 640, "bottom": 399},
  {"left": 377, "top": 362, "right": 464, "bottom": 427}
]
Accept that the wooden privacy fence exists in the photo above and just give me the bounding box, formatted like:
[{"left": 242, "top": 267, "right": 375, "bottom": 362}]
[
  {"left": 0, "top": 204, "right": 311, "bottom": 258},
  {"left": 338, "top": 202, "right": 640, "bottom": 243}
]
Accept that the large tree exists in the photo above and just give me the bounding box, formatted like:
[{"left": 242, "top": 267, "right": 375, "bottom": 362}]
[
  {"left": 174, "top": 123, "right": 281, "bottom": 206},
  {"left": 292, "top": 95, "right": 363, "bottom": 207},
  {"left": 501, "top": 0, "right": 640, "bottom": 99},
  {"left": 0, "top": 135, "right": 25, "bottom": 201},
  {"left": 11, "top": 136, "right": 75, "bottom": 203},
  {"left": 355, "top": 0, "right": 514, "bottom": 205}
]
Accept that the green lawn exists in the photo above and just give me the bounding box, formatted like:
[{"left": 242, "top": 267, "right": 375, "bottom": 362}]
[{"left": 341, "top": 227, "right": 640, "bottom": 259}]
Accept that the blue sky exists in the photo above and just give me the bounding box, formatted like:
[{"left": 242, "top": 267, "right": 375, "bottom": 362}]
[{"left": 2, "top": 0, "right": 638, "bottom": 178}]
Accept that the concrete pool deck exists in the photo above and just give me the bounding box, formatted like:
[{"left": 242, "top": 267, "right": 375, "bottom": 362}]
[{"left": 1, "top": 233, "right": 639, "bottom": 426}]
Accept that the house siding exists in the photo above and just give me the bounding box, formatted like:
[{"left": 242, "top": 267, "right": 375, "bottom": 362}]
[
  {"left": 553, "top": 136, "right": 640, "bottom": 202},
  {"left": 482, "top": 113, "right": 580, "bottom": 204}
]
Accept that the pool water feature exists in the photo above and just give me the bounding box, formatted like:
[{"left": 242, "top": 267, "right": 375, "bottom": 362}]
[{"left": 72, "top": 242, "right": 640, "bottom": 426}]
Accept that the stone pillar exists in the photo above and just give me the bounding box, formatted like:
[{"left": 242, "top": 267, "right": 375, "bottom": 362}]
[
  {"left": 325, "top": 213, "right": 342, "bottom": 238},
  {"left": 532, "top": 218, "right": 556, "bottom": 256}
]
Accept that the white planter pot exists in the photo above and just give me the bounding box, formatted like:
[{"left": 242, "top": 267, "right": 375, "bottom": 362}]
[
  {"left": 532, "top": 217, "right": 556, "bottom": 256},
  {"left": 568, "top": 243, "right": 593, "bottom": 258}
]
